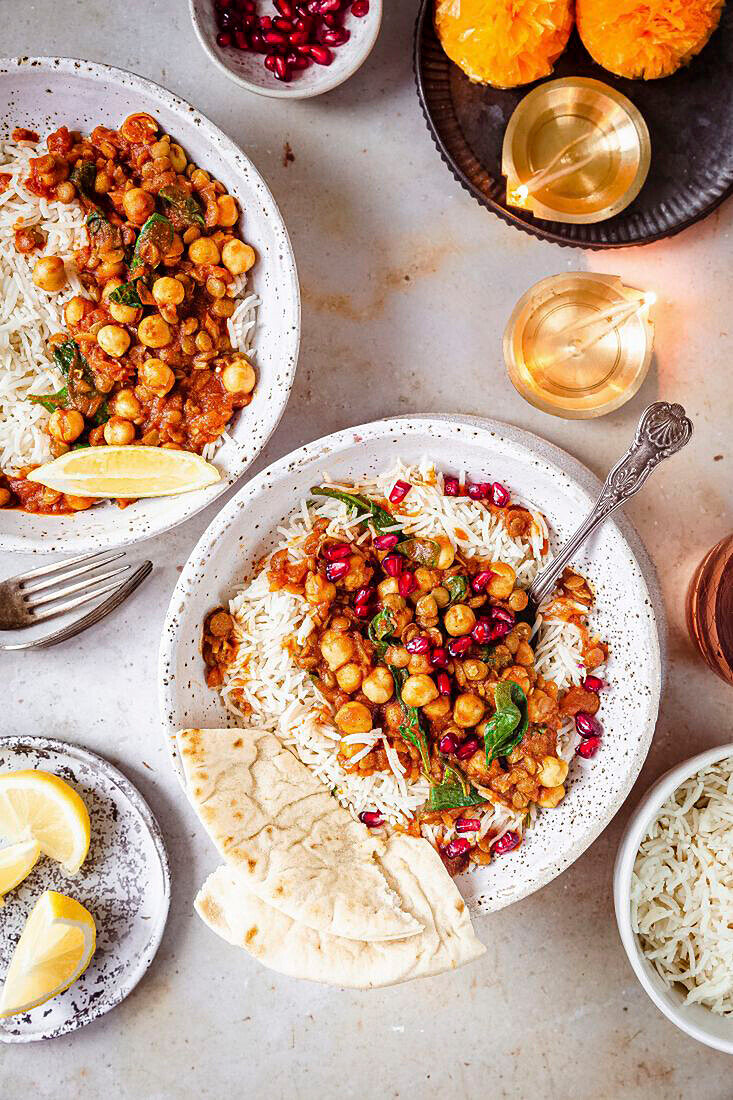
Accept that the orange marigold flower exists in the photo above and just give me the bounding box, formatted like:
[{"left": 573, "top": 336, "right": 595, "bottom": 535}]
[
  {"left": 577, "top": 0, "right": 724, "bottom": 79},
  {"left": 434, "top": 0, "right": 574, "bottom": 88}
]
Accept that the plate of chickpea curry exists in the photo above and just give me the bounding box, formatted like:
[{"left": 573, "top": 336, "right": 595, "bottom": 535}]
[
  {"left": 162, "top": 417, "right": 662, "bottom": 916},
  {"left": 0, "top": 57, "right": 299, "bottom": 551}
]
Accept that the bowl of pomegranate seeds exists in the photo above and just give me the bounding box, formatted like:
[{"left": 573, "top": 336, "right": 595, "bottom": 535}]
[{"left": 190, "top": 0, "right": 383, "bottom": 98}]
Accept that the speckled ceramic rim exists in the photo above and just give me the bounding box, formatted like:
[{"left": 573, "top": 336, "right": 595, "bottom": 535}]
[
  {"left": 189, "top": 0, "right": 383, "bottom": 100},
  {"left": 0, "top": 735, "right": 171, "bottom": 1044},
  {"left": 613, "top": 742, "right": 733, "bottom": 1055},
  {"left": 159, "top": 413, "right": 663, "bottom": 915},
  {"left": 0, "top": 56, "right": 300, "bottom": 554}
]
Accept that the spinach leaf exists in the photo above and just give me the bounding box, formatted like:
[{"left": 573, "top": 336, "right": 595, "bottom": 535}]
[
  {"left": 482, "top": 681, "right": 528, "bottom": 767},
  {"left": 445, "top": 575, "right": 468, "bottom": 604},
  {"left": 395, "top": 537, "right": 440, "bottom": 567},
  {"left": 129, "top": 212, "right": 173, "bottom": 273},
  {"left": 159, "top": 184, "right": 205, "bottom": 228},
  {"left": 28, "top": 386, "right": 68, "bottom": 412},
  {"left": 53, "top": 339, "right": 82, "bottom": 379},
  {"left": 310, "top": 486, "right": 400, "bottom": 534},
  {"left": 52, "top": 339, "right": 104, "bottom": 419},
  {"left": 368, "top": 608, "right": 394, "bottom": 657},
  {"left": 109, "top": 276, "right": 145, "bottom": 308},
  {"left": 389, "top": 665, "right": 431, "bottom": 776},
  {"left": 70, "top": 161, "right": 96, "bottom": 200},
  {"left": 86, "top": 208, "right": 121, "bottom": 249},
  {"left": 427, "top": 765, "right": 484, "bottom": 812}
]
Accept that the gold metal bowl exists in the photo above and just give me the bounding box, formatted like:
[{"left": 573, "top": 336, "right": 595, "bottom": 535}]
[{"left": 502, "top": 77, "right": 651, "bottom": 224}]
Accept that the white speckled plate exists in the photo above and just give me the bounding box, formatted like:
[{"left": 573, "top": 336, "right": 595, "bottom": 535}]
[
  {"left": 158, "top": 415, "right": 663, "bottom": 915},
  {"left": 0, "top": 57, "right": 300, "bottom": 555},
  {"left": 0, "top": 737, "right": 170, "bottom": 1042}
]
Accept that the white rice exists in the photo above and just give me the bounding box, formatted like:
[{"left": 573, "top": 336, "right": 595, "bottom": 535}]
[
  {"left": 631, "top": 757, "right": 733, "bottom": 1016},
  {"left": 217, "top": 460, "right": 603, "bottom": 840},
  {"left": 0, "top": 137, "right": 259, "bottom": 475}
]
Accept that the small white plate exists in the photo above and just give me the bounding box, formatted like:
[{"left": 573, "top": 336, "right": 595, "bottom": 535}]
[
  {"left": 0, "top": 737, "right": 170, "bottom": 1043},
  {"left": 190, "top": 0, "right": 383, "bottom": 99}
]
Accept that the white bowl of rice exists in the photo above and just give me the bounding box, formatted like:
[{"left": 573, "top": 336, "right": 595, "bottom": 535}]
[
  {"left": 614, "top": 744, "right": 733, "bottom": 1053},
  {"left": 160, "top": 414, "right": 662, "bottom": 914},
  {"left": 0, "top": 57, "right": 299, "bottom": 553}
]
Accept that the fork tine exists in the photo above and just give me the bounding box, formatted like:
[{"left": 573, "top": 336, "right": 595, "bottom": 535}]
[
  {"left": 26, "top": 564, "right": 136, "bottom": 609},
  {"left": 18, "top": 549, "right": 125, "bottom": 590},
  {"left": 29, "top": 569, "right": 141, "bottom": 624}
]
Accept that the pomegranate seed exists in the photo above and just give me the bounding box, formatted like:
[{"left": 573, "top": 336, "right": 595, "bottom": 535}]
[
  {"left": 389, "top": 480, "right": 411, "bottom": 504},
  {"left": 354, "top": 585, "right": 374, "bottom": 605},
  {"left": 456, "top": 737, "right": 479, "bottom": 761},
  {"left": 490, "top": 482, "right": 510, "bottom": 507},
  {"left": 260, "top": 14, "right": 273, "bottom": 28},
  {"left": 575, "top": 712, "right": 600, "bottom": 738},
  {"left": 373, "top": 533, "right": 399, "bottom": 550},
  {"left": 289, "top": 53, "right": 311, "bottom": 68},
  {"left": 239, "top": 0, "right": 256, "bottom": 10},
  {"left": 351, "top": 0, "right": 369, "bottom": 14},
  {"left": 325, "top": 560, "right": 349, "bottom": 581},
  {"left": 405, "top": 635, "right": 430, "bottom": 654},
  {"left": 488, "top": 621, "right": 512, "bottom": 641},
  {"left": 490, "top": 607, "right": 514, "bottom": 624},
  {"left": 288, "top": 29, "right": 310, "bottom": 45},
  {"left": 264, "top": 52, "right": 278, "bottom": 70},
  {"left": 294, "top": 14, "right": 313, "bottom": 30},
  {"left": 308, "top": 43, "right": 333, "bottom": 64},
  {"left": 354, "top": 603, "right": 372, "bottom": 619},
  {"left": 436, "top": 672, "right": 452, "bottom": 696},
  {"left": 583, "top": 675, "right": 605, "bottom": 693},
  {"left": 467, "top": 482, "right": 489, "bottom": 501},
  {"left": 323, "top": 542, "right": 351, "bottom": 561},
  {"left": 274, "top": 17, "right": 294, "bottom": 31},
  {"left": 444, "top": 838, "right": 471, "bottom": 859},
  {"left": 250, "top": 31, "right": 268, "bottom": 51},
  {"left": 274, "top": 0, "right": 295, "bottom": 14},
  {"left": 321, "top": 25, "right": 349, "bottom": 43},
  {"left": 447, "top": 636, "right": 472, "bottom": 657},
  {"left": 263, "top": 30, "right": 289, "bottom": 47},
  {"left": 455, "top": 817, "right": 481, "bottom": 834},
  {"left": 471, "top": 569, "right": 493, "bottom": 593},
  {"left": 317, "top": 0, "right": 341, "bottom": 10},
  {"left": 217, "top": 0, "right": 232, "bottom": 8},
  {"left": 576, "top": 735, "right": 601, "bottom": 758},
  {"left": 398, "top": 571, "right": 417, "bottom": 597},
  {"left": 471, "top": 619, "right": 491, "bottom": 645},
  {"left": 359, "top": 811, "right": 384, "bottom": 828},
  {"left": 438, "top": 733, "right": 458, "bottom": 754},
  {"left": 234, "top": 30, "right": 249, "bottom": 47},
  {"left": 430, "top": 646, "right": 448, "bottom": 667},
  {"left": 491, "top": 830, "right": 520, "bottom": 856},
  {"left": 382, "top": 553, "right": 403, "bottom": 578},
  {"left": 217, "top": 30, "right": 232, "bottom": 46},
  {"left": 443, "top": 476, "right": 460, "bottom": 496},
  {"left": 321, "top": 11, "right": 343, "bottom": 27}
]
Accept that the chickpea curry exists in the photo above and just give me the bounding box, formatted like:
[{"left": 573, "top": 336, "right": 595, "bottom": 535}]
[
  {"left": 0, "top": 116, "right": 258, "bottom": 515},
  {"left": 203, "top": 473, "right": 609, "bottom": 877}
]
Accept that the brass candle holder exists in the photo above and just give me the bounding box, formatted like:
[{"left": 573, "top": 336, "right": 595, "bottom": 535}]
[{"left": 502, "top": 77, "right": 651, "bottom": 224}]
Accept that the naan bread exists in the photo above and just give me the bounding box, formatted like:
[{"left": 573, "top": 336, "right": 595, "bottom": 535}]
[
  {"left": 177, "top": 727, "right": 421, "bottom": 943},
  {"left": 196, "top": 833, "right": 485, "bottom": 988}
]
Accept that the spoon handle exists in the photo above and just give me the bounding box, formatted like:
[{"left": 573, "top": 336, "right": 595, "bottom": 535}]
[{"left": 528, "top": 402, "right": 693, "bottom": 610}]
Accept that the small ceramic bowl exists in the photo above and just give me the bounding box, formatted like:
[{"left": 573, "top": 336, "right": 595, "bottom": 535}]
[
  {"left": 614, "top": 743, "right": 733, "bottom": 1054},
  {"left": 190, "top": 0, "right": 383, "bottom": 100}
]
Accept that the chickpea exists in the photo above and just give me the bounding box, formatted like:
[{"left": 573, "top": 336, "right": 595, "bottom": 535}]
[
  {"left": 415, "top": 567, "right": 437, "bottom": 592},
  {"left": 384, "top": 644, "right": 409, "bottom": 669},
  {"left": 123, "top": 187, "right": 155, "bottom": 226},
  {"left": 453, "top": 693, "right": 485, "bottom": 728},
  {"left": 94, "top": 170, "right": 111, "bottom": 194},
  {"left": 336, "top": 663, "right": 363, "bottom": 694},
  {"left": 431, "top": 585, "right": 450, "bottom": 608},
  {"left": 502, "top": 666, "right": 531, "bottom": 696},
  {"left": 221, "top": 239, "right": 255, "bottom": 276},
  {"left": 111, "top": 388, "right": 142, "bottom": 421},
  {"left": 221, "top": 359, "right": 256, "bottom": 395},
  {"left": 415, "top": 593, "right": 438, "bottom": 622},
  {"left": 444, "top": 603, "right": 476, "bottom": 637},
  {"left": 209, "top": 610, "right": 233, "bottom": 637},
  {"left": 206, "top": 276, "right": 227, "bottom": 299},
  {"left": 515, "top": 641, "right": 535, "bottom": 667},
  {"left": 343, "top": 555, "right": 370, "bottom": 592},
  {"left": 64, "top": 295, "right": 91, "bottom": 327},
  {"left": 508, "top": 589, "right": 529, "bottom": 612},
  {"left": 402, "top": 674, "right": 439, "bottom": 708},
  {"left": 48, "top": 408, "right": 84, "bottom": 444},
  {"left": 108, "top": 296, "right": 140, "bottom": 325},
  {"left": 335, "top": 701, "right": 372, "bottom": 736},
  {"left": 340, "top": 738, "right": 367, "bottom": 760},
  {"left": 434, "top": 534, "right": 455, "bottom": 569},
  {"left": 188, "top": 237, "right": 220, "bottom": 266},
  {"left": 488, "top": 562, "right": 516, "bottom": 600},
  {"left": 103, "top": 417, "right": 135, "bottom": 446},
  {"left": 64, "top": 494, "right": 95, "bottom": 511},
  {"left": 304, "top": 571, "right": 336, "bottom": 605},
  {"left": 538, "top": 756, "right": 569, "bottom": 788},
  {"left": 152, "top": 276, "right": 185, "bottom": 307},
  {"left": 216, "top": 195, "right": 239, "bottom": 227},
  {"left": 32, "top": 255, "right": 66, "bottom": 292},
  {"left": 138, "top": 315, "right": 172, "bottom": 349},
  {"left": 362, "top": 667, "right": 394, "bottom": 705},
  {"left": 463, "top": 658, "right": 489, "bottom": 682},
  {"left": 378, "top": 577, "right": 399, "bottom": 600},
  {"left": 422, "top": 696, "right": 451, "bottom": 721},
  {"left": 407, "top": 653, "right": 432, "bottom": 676},
  {"left": 169, "top": 143, "right": 187, "bottom": 172},
  {"left": 383, "top": 702, "right": 405, "bottom": 729},
  {"left": 320, "top": 630, "right": 354, "bottom": 672},
  {"left": 139, "top": 358, "right": 175, "bottom": 396},
  {"left": 97, "top": 324, "right": 131, "bottom": 359},
  {"left": 55, "top": 181, "right": 76, "bottom": 203},
  {"left": 0, "top": 488, "right": 11, "bottom": 508},
  {"left": 537, "top": 784, "right": 566, "bottom": 809}
]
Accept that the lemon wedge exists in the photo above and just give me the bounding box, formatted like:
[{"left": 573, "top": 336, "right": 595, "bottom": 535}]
[
  {"left": 0, "top": 891, "right": 96, "bottom": 1017},
  {"left": 0, "top": 771, "right": 90, "bottom": 875},
  {"left": 0, "top": 840, "right": 41, "bottom": 906},
  {"left": 27, "top": 446, "right": 221, "bottom": 498}
]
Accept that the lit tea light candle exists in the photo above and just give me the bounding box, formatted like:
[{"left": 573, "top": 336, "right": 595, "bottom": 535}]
[
  {"left": 502, "top": 77, "right": 651, "bottom": 224},
  {"left": 503, "top": 274, "right": 655, "bottom": 419}
]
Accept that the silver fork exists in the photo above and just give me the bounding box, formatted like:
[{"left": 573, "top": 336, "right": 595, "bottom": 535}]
[{"left": 0, "top": 549, "right": 153, "bottom": 650}]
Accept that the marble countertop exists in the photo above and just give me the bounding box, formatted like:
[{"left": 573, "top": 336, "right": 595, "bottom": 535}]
[{"left": 3, "top": 3, "right": 733, "bottom": 1096}]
